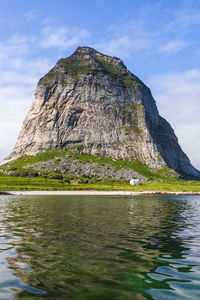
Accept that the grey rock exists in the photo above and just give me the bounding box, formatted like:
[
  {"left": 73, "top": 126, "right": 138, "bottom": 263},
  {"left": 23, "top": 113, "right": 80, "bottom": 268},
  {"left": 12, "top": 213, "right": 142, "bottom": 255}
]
[
  {"left": 3, "top": 46, "right": 200, "bottom": 179},
  {"left": 24, "top": 157, "right": 147, "bottom": 181}
]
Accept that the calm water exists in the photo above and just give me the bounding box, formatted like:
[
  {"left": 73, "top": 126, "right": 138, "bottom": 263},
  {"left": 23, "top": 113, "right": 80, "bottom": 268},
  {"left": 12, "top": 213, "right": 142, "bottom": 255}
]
[{"left": 0, "top": 195, "right": 200, "bottom": 299}]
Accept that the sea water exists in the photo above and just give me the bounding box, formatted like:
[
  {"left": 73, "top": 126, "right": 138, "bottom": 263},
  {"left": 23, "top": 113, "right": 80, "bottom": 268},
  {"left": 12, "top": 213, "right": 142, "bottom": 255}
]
[{"left": 0, "top": 195, "right": 200, "bottom": 299}]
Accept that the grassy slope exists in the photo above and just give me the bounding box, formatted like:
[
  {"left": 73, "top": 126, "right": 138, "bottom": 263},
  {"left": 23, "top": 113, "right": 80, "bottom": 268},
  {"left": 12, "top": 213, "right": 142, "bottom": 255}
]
[
  {"left": 1, "top": 176, "right": 200, "bottom": 192},
  {"left": 1, "top": 150, "right": 171, "bottom": 179},
  {"left": 0, "top": 150, "right": 200, "bottom": 191}
]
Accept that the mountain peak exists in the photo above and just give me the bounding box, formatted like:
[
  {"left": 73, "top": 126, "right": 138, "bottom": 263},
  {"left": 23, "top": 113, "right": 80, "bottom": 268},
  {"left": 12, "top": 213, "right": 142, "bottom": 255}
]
[
  {"left": 3, "top": 47, "right": 200, "bottom": 179},
  {"left": 73, "top": 46, "right": 99, "bottom": 55},
  {"left": 69, "top": 46, "right": 125, "bottom": 68}
]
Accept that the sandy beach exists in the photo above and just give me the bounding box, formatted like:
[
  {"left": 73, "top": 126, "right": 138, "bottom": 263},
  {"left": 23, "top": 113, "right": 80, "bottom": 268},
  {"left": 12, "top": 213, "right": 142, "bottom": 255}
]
[{"left": 7, "top": 191, "right": 200, "bottom": 196}]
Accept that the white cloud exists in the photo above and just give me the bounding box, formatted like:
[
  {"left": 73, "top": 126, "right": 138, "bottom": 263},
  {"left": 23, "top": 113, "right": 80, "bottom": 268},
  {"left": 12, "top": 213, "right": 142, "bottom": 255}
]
[
  {"left": 0, "top": 64, "right": 50, "bottom": 163},
  {"left": 0, "top": 35, "right": 52, "bottom": 162},
  {"left": 148, "top": 69, "right": 200, "bottom": 170},
  {"left": 95, "top": 34, "right": 152, "bottom": 59},
  {"left": 0, "top": 22, "right": 91, "bottom": 162},
  {"left": 0, "top": 34, "right": 34, "bottom": 67},
  {"left": 0, "top": 85, "right": 33, "bottom": 162},
  {"left": 160, "top": 40, "right": 188, "bottom": 55},
  {"left": 40, "top": 26, "right": 90, "bottom": 49}
]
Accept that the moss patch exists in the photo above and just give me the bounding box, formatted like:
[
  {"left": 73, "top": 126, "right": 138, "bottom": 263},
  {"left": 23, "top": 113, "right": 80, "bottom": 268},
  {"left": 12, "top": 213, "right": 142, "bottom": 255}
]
[
  {"left": 59, "top": 58, "right": 93, "bottom": 81},
  {"left": 45, "top": 72, "right": 57, "bottom": 79},
  {"left": 97, "top": 59, "right": 143, "bottom": 89}
]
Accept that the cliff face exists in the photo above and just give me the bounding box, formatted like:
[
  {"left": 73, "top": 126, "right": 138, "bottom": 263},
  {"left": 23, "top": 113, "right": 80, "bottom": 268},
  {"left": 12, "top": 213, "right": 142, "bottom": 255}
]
[{"left": 4, "top": 47, "right": 200, "bottom": 179}]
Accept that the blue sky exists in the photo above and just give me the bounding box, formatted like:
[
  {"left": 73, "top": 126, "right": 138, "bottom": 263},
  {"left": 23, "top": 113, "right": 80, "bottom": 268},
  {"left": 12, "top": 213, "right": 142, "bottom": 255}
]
[{"left": 0, "top": 0, "right": 200, "bottom": 169}]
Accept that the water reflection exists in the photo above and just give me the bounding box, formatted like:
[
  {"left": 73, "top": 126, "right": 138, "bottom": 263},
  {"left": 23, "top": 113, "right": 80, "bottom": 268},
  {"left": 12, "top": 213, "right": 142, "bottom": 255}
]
[{"left": 0, "top": 195, "right": 199, "bottom": 299}]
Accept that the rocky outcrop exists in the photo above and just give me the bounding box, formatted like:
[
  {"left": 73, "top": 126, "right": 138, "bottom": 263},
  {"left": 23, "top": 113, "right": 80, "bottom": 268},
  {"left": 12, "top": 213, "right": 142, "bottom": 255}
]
[
  {"left": 3, "top": 46, "right": 200, "bottom": 179},
  {"left": 23, "top": 156, "right": 147, "bottom": 181}
]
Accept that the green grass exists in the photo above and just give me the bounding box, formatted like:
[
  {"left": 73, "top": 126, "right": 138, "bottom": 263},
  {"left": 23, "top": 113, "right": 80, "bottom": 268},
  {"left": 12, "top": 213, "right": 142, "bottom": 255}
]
[
  {"left": 3, "top": 150, "right": 67, "bottom": 171},
  {"left": 2, "top": 149, "right": 179, "bottom": 181},
  {"left": 1, "top": 150, "right": 199, "bottom": 192},
  {"left": 0, "top": 175, "right": 200, "bottom": 192},
  {"left": 136, "top": 180, "right": 200, "bottom": 192}
]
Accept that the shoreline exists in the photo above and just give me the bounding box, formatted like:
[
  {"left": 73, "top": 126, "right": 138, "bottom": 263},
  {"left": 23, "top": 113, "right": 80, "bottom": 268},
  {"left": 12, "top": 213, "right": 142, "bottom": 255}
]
[
  {"left": 4, "top": 191, "right": 200, "bottom": 196},
  {"left": 0, "top": 191, "right": 12, "bottom": 195}
]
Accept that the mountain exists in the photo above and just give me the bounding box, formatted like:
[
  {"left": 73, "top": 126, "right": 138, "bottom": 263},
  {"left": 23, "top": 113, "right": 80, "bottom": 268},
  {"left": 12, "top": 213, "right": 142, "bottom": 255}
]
[{"left": 3, "top": 46, "right": 200, "bottom": 179}]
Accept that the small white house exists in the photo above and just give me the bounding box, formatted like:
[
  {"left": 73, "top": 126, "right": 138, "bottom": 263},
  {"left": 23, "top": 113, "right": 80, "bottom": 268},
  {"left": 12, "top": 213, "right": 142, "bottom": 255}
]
[{"left": 130, "top": 179, "right": 142, "bottom": 185}]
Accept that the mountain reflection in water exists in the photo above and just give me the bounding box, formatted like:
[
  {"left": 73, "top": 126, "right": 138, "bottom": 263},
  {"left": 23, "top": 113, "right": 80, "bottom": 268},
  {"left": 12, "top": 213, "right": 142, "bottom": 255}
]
[{"left": 0, "top": 195, "right": 200, "bottom": 299}]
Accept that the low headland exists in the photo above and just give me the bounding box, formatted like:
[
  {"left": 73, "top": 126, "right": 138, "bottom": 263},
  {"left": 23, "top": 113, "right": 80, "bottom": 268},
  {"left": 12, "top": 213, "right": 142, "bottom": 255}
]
[{"left": 1, "top": 150, "right": 200, "bottom": 195}]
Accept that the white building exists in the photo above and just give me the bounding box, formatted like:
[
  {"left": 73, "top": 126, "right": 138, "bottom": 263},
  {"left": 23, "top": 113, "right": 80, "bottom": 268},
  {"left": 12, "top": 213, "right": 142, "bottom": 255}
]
[{"left": 130, "top": 179, "right": 142, "bottom": 185}]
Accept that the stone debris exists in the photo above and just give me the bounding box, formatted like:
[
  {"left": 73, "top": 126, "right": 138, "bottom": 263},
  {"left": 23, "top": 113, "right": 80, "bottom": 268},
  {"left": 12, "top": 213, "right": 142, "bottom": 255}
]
[{"left": 24, "top": 157, "right": 147, "bottom": 181}]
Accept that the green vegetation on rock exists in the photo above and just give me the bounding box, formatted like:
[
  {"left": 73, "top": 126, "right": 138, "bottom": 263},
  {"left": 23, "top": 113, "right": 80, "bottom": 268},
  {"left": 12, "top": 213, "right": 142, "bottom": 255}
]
[
  {"left": 59, "top": 58, "right": 93, "bottom": 81},
  {"left": 42, "top": 72, "right": 57, "bottom": 87},
  {"left": 2, "top": 150, "right": 158, "bottom": 179},
  {"left": 2, "top": 150, "right": 67, "bottom": 173},
  {"left": 97, "top": 59, "right": 143, "bottom": 88},
  {"left": 129, "top": 103, "right": 144, "bottom": 111},
  {"left": 45, "top": 72, "right": 57, "bottom": 79},
  {"left": 1, "top": 149, "right": 196, "bottom": 192}
]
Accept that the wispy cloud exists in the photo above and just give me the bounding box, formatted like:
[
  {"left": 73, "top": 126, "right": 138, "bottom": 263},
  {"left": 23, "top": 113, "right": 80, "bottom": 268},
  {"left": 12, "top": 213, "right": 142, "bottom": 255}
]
[
  {"left": 0, "top": 33, "right": 53, "bottom": 161},
  {"left": 95, "top": 4, "right": 200, "bottom": 59},
  {"left": 94, "top": 17, "right": 155, "bottom": 59},
  {"left": 159, "top": 39, "right": 188, "bottom": 55},
  {"left": 23, "top": 9, "right": 40, "bottom": 22},
  {"left": 95, "top": 34, "right": 152, "bottom": 59},
  {"left": 0, "top": 35, "right": 31, "bottom": 64},
  {"left": 40, "top": 26, "right": 90, "bottom": 49},
  {"left": 166, "top": 8, "right": 200, "bottom": 33},
  {"left": 148, "top": 69, "right": 200, "bottom": 170},
  {"left": 0, "top": 23, "right": 90, "bottom": 161},
  {"left": 0, "top": 58, "right": 52, "bottom": 161}
]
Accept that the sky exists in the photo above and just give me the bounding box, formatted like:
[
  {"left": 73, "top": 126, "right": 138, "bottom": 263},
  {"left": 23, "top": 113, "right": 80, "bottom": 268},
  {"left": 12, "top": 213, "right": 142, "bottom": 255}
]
[{"left": 0, "top": 0, "right": 200, "bottom": 169}]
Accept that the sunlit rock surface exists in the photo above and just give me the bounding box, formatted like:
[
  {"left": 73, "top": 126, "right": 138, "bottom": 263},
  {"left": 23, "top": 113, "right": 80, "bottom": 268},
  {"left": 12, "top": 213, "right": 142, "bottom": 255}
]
[{"left": 4, "top": 47, "right": 200, "bottom": 179}]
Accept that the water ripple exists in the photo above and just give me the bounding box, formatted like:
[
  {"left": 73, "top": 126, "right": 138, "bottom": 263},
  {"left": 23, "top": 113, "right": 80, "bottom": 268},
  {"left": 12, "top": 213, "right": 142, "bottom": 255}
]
[{"left": 0, "top": 195, "right": 199, "bottom": 299}]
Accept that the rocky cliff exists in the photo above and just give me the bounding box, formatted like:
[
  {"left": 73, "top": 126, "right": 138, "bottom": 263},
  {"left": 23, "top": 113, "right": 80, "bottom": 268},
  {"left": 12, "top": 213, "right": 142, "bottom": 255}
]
[{"left": 4, "top": 46, "right": 200, "bottom": 179}]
